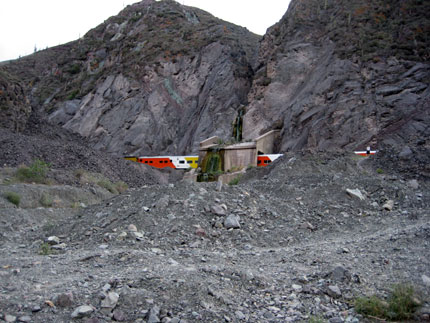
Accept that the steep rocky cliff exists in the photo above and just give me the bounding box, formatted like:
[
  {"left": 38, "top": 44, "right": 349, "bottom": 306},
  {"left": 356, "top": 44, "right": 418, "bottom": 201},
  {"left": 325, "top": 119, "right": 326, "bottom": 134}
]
[
  {"left": 3, "top": 0, "right": 259, "bottom": 156},
  {"left": 2, "top": 0, "right": 429, "bottom": 163},
  {"left": 244, "top": 0, "right": 429, "bottom": 154}
]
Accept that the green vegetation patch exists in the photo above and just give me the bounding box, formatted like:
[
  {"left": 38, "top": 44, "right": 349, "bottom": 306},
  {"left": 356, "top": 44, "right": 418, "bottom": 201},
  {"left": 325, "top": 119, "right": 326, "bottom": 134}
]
[
  {"left": 75, "top": 169, "right": 128, "bottom": 194},
  {"left": 355, "top": 284, "right": 421, "bottom": 321},
  {"left": 15, "top": 159, "right": 50, "bottom": 184},
  {"left": 39, "top": 242, "right": 54, "bottom": 256},
  {"left": 5, "top": 191, "right": 20, "bottom": 207},
  {"left": 228, "top": 175, "right": 241, "bottom": 186},
  {"left": 39, "top": 193, "right": 53, "bottom": 207}
]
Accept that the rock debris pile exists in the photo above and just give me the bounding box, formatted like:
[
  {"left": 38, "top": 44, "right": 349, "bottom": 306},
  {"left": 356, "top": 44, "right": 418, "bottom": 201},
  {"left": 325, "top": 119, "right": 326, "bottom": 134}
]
[{"left": 0, "top": 153, "right": 429, "bottom": 322}]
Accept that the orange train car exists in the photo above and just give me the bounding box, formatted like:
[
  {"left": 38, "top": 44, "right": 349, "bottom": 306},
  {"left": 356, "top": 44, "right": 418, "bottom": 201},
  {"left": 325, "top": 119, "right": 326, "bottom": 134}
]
[
  {"left": 125, "top": 154, "right": 283, "bottom": 169},
  {"left": 125, "top": 156, "right": 199, "bottom": 169},
  {"left": 257, "top": 154, "right": 283, "bottom": 167}
]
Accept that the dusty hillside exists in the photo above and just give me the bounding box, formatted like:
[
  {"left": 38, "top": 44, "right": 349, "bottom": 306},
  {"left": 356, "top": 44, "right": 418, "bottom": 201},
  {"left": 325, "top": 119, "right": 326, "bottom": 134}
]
[
  {"left": 2, "top": 0, "right": 260, "bottom": 156},
  {"left": 244, "top": 0, "right": 430, "bottom": 159},
  {"left": 0, "top": 68, "right": 31, "bottom": 132},
  {"left": 0, "top": 110, "right": 168, "bottom": 188}
]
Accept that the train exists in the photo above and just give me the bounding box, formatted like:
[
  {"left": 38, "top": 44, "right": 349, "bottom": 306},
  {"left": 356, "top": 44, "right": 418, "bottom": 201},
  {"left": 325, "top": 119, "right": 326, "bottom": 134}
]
[
  {"left": 124, "top": 154, "right": 283, "bottom": 170},
  {"left": 124, "top": 156, "right": 199, "bottom": 169},
  {"left": 354, "top": 147, "right": 377, "bottom": 156}
]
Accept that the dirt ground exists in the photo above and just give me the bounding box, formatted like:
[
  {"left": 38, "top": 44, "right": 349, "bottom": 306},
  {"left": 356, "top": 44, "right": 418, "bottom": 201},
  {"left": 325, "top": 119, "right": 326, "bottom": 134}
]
[{"left": 0, "top": 152, "right": 429, "bottom": 322}]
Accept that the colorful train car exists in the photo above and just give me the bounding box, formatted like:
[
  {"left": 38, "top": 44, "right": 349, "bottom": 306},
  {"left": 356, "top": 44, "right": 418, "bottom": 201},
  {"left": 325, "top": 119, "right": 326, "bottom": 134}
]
[
  {"left": 125, "top": 154, "right": 283, "bottom": 170},
  {"left": 354, "top": 147, "right": 377, "bottom": 156},
  {"left": 125, "top": 156, "right": 199, "bottom": 169},
  {"left": 257, "top": 154, "right": 283, "bottom": 167}
]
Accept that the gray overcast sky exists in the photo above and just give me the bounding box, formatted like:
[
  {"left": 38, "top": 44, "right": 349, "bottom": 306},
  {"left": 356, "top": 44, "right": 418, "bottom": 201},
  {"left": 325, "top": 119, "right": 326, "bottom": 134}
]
[{"left": 0, "top": 0, "right": 290, "bottom": 62}]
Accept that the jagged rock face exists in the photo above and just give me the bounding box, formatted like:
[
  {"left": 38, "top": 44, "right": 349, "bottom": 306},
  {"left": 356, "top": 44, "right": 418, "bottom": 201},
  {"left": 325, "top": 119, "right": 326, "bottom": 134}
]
[
  {"left": 3, "top": 0, "right": 429, "bottom": 157},
  {"left": 244, "top": 0, "right": 430, "bottom": 152},
  {"left": 0, "top": 68, "right": 31, "bottom": 132},
  {"left": 4, "top": 0, "right": 259, "bottom": 155},
  {"left": 51, "top": 42, "right": 250, "bottom": 155}
]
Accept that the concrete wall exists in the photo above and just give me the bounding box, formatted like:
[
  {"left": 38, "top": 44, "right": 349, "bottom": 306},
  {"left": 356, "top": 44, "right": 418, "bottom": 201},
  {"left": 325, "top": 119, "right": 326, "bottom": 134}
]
[
  {"left": 199, "top": 136, "right": 220, "bottom": 148},
  {"left": 255, "top": 130, "right": 280, "bottom": 154},
  {"left": 223, "top": 143, "right": 257, "bottom": 171},
  {"left": 197, "top": 130, "right": 278, "bottom": 176}
]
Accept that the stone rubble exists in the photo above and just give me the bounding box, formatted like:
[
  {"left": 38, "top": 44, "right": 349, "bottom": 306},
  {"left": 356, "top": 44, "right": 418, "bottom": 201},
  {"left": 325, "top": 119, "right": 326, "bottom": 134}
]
[{"left": 0, "top": 152, "right": 428, "bottom": 322}]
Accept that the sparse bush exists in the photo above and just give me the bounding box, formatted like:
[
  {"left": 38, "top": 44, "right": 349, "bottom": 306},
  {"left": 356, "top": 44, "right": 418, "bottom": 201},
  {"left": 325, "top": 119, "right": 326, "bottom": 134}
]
[
  {"left": 387, "top": 284, "right": 421, "bottom": 320},
  {"left": 39, "top": 242, "right": 53, "bottom": 255},
  {"left": 15, "top": 159, "right": 50, "bottom": 184},
  {"left": 98, "top": 179, "right": 118, "bottom": 194},
  {"left": 70, "top": 201, "right": 81, "bottom": 209},
  {"left": 39, "top": 193, "right": 53, "bottom": 207},
  {"left": 376, "top": 168, "right": 384, "bottom": 174},
  {"left": 355, "top": 284, "right": 421, "bottom": 321},
  {"left": 115, "top": 181, "right": 128, "bottom": 194},
  {"left": 5, "top": 191, "right": 20, "bottom": 207},
  {"left": 228, "top": 176, "right": 241, "bottom": 185},
  {"left": 355, "top": 295, "right": 388, "bottom": 318}
]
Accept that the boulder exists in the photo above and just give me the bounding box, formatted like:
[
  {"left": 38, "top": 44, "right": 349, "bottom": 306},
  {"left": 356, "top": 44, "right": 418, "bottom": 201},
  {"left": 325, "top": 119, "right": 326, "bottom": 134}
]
[
  {"left": 71, "top": 305, "right": 94, "bottom": 318},
  {"left": 224, "top": 215, "right": 241, "bottom": 229},
  {"left": 346, "top": 189, "right": 365, "bottom": 201}
]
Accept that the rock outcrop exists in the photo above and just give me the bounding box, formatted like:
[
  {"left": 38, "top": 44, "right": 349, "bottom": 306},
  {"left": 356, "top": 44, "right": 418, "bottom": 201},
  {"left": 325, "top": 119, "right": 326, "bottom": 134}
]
[
  {"left": 3, "top": 0, "right": 259, "bottom": 156},
  {"left": 1, "top": 0, "right": 429, "bottom": 165},
  {"left": 243, "top": 0, "right": 430, "bottom": 153}
]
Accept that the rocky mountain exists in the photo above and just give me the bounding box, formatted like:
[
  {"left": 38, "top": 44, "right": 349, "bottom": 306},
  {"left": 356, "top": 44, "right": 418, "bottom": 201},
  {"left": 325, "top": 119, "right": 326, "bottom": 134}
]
[
  {"left": 1, "top": 1, "right": 429, "bottom": 322},
  {"left": 244, "top": 0, "right": 430, "bottom": 156},
  {"left": 1, "top": 0, "right": 429, "bottom": 174},
  {"left": 2, "top": 0, "right": 259, "bottom": 156}
]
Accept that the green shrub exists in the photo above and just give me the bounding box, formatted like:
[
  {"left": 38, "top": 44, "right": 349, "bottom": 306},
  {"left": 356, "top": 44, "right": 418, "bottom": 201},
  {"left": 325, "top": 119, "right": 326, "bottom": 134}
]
[
  {"left": 355, "top": 295, "right": 388, "bottom": 318},
  {"left": 376, "top": 168, "right": 384, "bottom": 174},
  {"left": 228, "top": 176, "right": 241, "bottom": 186},
  {"left": 355, "top": 284, "right": 421, "bottom": 321},
  {"left": 39, "top": 193, "right": 53, "bottom": 207},
  {"left": 15, "top": 159, "right": 50, "bottom": 184},
  {"left": 387, "top": 284, "right": 421, "bottom": 320},
  {"left": 39, "top": 242, "right": 53, "bottom": 255},
  {"left": 5, "top": 191, "right": 20, "bottom": 206}
]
